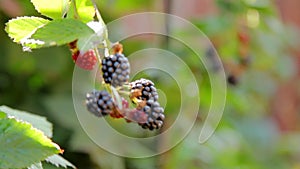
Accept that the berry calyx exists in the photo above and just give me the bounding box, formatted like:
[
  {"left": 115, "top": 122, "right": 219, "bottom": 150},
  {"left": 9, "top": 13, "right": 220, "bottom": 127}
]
[
  {"left": 101, "top": 53, "right": 130, "bottom": 87},
  {"left": 112, "top": 43, "right": 123, "bottom": 54},
  {"left": 86, "top": 90, "right": 115, "bottom": 117}
]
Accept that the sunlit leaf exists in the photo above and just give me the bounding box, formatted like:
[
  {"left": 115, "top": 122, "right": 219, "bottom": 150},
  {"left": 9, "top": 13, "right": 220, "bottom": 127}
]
[
  {"left": 31, "top": 0, "right": 70, "bottom": 19},
  {"left": 0, "top": 117, "right": 61, "bottom": 169},
  {"left": 23, "top": 18, "right": 94, "bottom": 49},
  {"left": 0, "top": 105, "right": 53, "bottom": 138},
  {"left": 5, "top": 16, "right": 50, "bottom": 43},
  {"left": 67, "top": 0, "right": 95, "bottom": 23}
]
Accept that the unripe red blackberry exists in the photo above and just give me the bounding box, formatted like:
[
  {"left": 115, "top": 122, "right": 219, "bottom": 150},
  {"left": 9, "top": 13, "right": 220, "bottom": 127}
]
[
  {"left": 68, "top": 40, "right": 97, "bottom": 70},
  {"left": 73, "top": 49, "right": 97, "bottom": 70},
  {"left": 130, "top": 78, "right": 159, "bottom": 102},
  {"left": 138, "top": 99, "right": 165, "bottom": 130},
  {"left": 86, "top": 90, "right": 115, "bottom": 117},
  {"left": 101, "top": 53, "right": 130, "bottom": 87}
]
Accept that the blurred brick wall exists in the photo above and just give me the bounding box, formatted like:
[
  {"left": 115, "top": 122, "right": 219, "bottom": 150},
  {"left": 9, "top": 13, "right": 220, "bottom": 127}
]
[
  {"left": 273, "top": 0, "right": 300, "bottom": 131},
  {"left": 170, "top": 0, "right": 217, "bottom": 19},
  {"left": 168, "top": 0, "right": 300, "bottom": 131}
]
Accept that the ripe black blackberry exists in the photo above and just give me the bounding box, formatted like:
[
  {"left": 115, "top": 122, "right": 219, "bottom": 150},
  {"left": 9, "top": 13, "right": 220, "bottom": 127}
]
[
  {"left": 130, "top": 78, "right": 159, "bottom": 102},
  {"left": 138, "top": 99, "right": 165, "bottom": 130},
  {"left": 86, "top": 90, "right": 115, "bottom": 117},
  {"left": 101, "top": 53, "right": 130, "bottom": 87}
]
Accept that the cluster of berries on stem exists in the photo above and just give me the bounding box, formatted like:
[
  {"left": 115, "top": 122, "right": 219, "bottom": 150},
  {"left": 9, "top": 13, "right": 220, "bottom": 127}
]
[{"left": 69, "top": 41, "right": 165, "bottom": 130}]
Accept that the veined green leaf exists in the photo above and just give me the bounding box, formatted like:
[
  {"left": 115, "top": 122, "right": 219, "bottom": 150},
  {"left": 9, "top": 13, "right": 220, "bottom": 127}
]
[
  {"left": 67, "top": 0, "right": 95, "bottom": 23},
  {"left": 5, "top": 16, "right": 50, "bottom": 43},
  {"left": 46, "top": 154, "right": 76, "bottom": 169},
  {"left": 0, "top": 117, "right": 61, "bottom": 169},
  {"left": 31, "top": 0, "right": 70, "bottom": 19},
  {"left": 23, "top": 18, "right": 94, "bottom": 49},
  {"left": 0, "top": 105, "right": 53, "bottom": 138}
]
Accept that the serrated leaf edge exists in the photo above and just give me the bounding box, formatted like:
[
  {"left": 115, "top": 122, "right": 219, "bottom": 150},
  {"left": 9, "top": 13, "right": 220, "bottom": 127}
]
[
  {"left": 5, "top": 16, "right": 50, "bottom": 43},
  {"left": 7, "top": 116, "right": 61, "bottom": 151},
  {"left": 0, "top": 105, "right": 53, "bottom": 138},
  {"left": 45, "top": 155, "right": 76, "bottom": 169},
  {"left": 0, "top": 117, "right": 62, "bottom": 169}
]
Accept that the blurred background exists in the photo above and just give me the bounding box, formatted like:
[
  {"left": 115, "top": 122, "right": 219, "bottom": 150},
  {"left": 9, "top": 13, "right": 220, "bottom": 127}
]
[{"left": 1, "top": 0, "right": 300, "bottom": 168}]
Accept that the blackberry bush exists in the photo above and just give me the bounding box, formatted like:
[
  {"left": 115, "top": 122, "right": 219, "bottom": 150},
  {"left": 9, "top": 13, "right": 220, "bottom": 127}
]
[
  {"left": 101, "top": 53, "right": 130, "bottom": 87},
  {"left": 86, "top": 90, "right": 115, "bottom": 117}
]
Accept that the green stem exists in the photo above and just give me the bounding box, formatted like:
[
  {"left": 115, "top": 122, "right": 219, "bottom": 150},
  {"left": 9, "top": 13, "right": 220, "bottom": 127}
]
[
  {"left": 90, "top": 0, "right": 111, "bottom": 54},
  {"left": 71, "top": 0, "right": 80, "bottom": 20},
  {"left": 118, "top": 90, "right": 131, "bottom": 96}
]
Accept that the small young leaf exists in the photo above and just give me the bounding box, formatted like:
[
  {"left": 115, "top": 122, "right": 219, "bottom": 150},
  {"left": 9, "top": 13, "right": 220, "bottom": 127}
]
[
  {"left": 0, "top": 105, "right": 53, "bottom": 138},
  {"left": 0, "top": 117, "right": 61, "bottom": 169},
  {"left": 67, "top": 0, "right": 95, "bottom": 23},
  {"left": 46, "top": 155, "right": 76, "bottom": 169},
  {"left": 5, "top": 16, "right": 50, "bottom": 43},
  {"left": 23, "top": 18, "right": 94, "bottom": 49},
  {"left": 28, "top": 162, "right": 43, "bottom": 169},
  {"left": 31, "top": 0, "right": 70, "bottom": 19}
]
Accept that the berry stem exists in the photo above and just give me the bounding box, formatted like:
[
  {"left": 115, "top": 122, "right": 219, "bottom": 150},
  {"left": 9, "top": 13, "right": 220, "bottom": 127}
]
[
  {"left": 118, "top": 84, "right": 131, "bottom": 90},
  {"left": 117, "top": 90, "right": 131, "bottom": 96},
  {"left": 93, "top": 47, "right": 102, "bottom": 63},
  {"left": 111, "top": 86, "right": 123, "bottom": 109}
]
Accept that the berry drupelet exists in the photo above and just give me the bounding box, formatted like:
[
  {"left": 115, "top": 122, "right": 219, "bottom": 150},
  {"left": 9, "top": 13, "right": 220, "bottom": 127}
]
[
  {"left": 138, "top": 99, "right": 165, "bottom": 130},
  {"left": 129, "top": 78, "right": 159, "bottom": 102},
  {"left": 86, "top": 90, "right": 115, "bottom": 117},
  {"left": 101, "top": 53, "right": 130, "bottom": 87}
]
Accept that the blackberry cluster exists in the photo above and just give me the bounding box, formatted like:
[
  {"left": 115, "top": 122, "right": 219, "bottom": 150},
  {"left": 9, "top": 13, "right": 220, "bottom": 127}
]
[
  {"left": 85, "top": 43, "right": 165, "bottom": 130},
  {"left": 102, "top": 53, "right": 130, "bottom": 87},
  {"left": 86, "top": 90, "right": 115, "bottom": 117},
  {"left": 130, "top": 78, "right": 159, "bottom": 102},
  {"left": 138, "top": 99, "right": 165, "bottom": 130},
  {"left": 130, "top": 78, "right": 164, "bottom": 130}
]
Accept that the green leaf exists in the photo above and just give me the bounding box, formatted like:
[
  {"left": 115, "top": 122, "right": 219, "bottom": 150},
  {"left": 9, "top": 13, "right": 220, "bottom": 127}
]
[
  {"left": 28, "top": 162, "right": 43, "bottom": 169},
  {"left": 67, "top": 0, "right": 95, "bottom": 23},
  {"left": 23, "top": 18, "right": 94, "bottom": 49},
  {"left": 0, "top": 117, "right": 61, "bottom": 169},
  {"left": 0, "top": 105, "right": 53, "bottom": 138},
  {"left": 31, "top": 0, "right": 70, "bottom": 19},
  {"left": 5, "top": 16, "right": 50, "bottom": 43},
  {"left": 77, "top": 21, "right": 105, "bottom": 52},
  {"left": 0, "top": 111, "right": 6, "bottom": 119},
  {"left": 45, "top": 155, "right": 76, "bottom": 169}
]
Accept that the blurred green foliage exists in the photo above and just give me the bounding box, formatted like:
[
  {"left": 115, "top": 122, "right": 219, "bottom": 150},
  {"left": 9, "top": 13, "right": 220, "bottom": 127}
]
[{"left": 1, "top": 0, "right": 300, "bottom": 169}]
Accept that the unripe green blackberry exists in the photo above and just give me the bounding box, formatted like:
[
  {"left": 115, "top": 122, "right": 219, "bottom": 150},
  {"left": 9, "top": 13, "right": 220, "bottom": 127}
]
[
  {"left": 130, "top": 78, "right": 159, "bottom": 102},
  {"left": 138, "top": 99, "right": 165, "bottom": 130},
  {"left": 101, "top": 53, "right": 130, "bottom": 87},
  {"left": 86, "top": 90, "right": 115, "bottom": 117}
]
